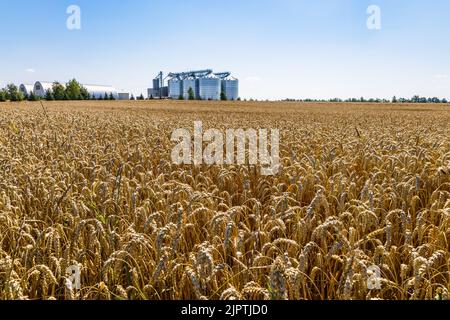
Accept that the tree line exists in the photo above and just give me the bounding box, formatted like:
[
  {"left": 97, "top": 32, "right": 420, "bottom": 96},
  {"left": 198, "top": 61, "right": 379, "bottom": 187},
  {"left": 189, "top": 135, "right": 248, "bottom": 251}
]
[
  {"left": 0, "top": 79, "right": 146, "bottom": 102},
  {"left": 0, "top": 79, "right": 112, "bottom": 102},
  {"left": 282, "top": 96, "right": 449, "bottom": 104}
]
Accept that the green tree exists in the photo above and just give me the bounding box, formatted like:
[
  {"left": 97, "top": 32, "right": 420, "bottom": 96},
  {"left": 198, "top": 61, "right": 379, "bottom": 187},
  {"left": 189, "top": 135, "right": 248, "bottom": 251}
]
[
  {"left": 28, "top": 91, "right": 39, "bottom": 101},
  {"left": 178, "top": 94, "right": 184, "bottom": 100},
  {"left": 0, "top": 89, "right": 7, "bottom": 102},
  {"left": 109, "top": 93, "right": 115, "bottom": 100},
  {"left": 7, "top": 84, "right": 24, "bottom": 101},
  {"left": 138, "top": 93, "right": 145, "bottom": 100},
  {"left": 188, "top": 87, "right": 195, "bottom": 100},
  {"left": 149, "top": 94, "right": 154, "bottom": 100},
  {"left": 80, "top": 86, "right": 90, "bottom": 100},
  {"left": 220, "top": 90, "right": 227, "bottom": 101},
  {"left": 52, "top": 82, "right": 66, "bottom": 100},
  {"left": 65, "top": 79, "right": 83, "bottom": 100},
  {"left": 130, "top": 94, "right": 135, "bottom": 100},
  {"left": 45, "top": 89, "right": 55, "bottom": 101},
  {"left": 104, "top": 92, "right": 109, "bottom": 100}
]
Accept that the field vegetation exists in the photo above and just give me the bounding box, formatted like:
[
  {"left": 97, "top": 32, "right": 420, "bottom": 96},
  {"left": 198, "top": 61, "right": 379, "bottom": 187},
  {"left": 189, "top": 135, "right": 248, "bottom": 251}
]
[{"left": 0, "top": 101, "right": 448, "bottom": 300}]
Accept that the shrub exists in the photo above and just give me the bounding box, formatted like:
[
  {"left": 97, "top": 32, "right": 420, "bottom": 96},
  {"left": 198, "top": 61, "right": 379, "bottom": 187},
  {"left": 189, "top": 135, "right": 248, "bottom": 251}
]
[
  {"left": 28, "top": 91, "right": 39, "bottom": 101},
  {"left": 45, "top": 89, "right": 55, "bottom": 101},
  {"left": 220, "top": 91, "right": 227, "bottom": 101},
  {"left": 6, "top": 84, "right": 24, "bottom": 102},
  {"left": 188, "top": 87, "right": 195, "bottom": 100},
  {"left": 0, "top": 89, "right": 7, "bottom": 102}
]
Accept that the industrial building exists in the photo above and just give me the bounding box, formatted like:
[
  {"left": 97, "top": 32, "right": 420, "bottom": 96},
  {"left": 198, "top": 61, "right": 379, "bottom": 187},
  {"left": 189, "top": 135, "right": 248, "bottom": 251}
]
[
  {"left": 82, "top": 84, "right": 118, "bottom": 99},
  {"left": 148, "top": 72, "right": 169, "bottom": 99},
  {"left": 26, "top": 81, "right": 129, "bottom": 100},
  {"left": 33, "top": 81, "right": 55, "bottom": 97},
  {"left": 19, "top": 84, "right": 34, "bottom": 96},
  {"left": 148, "top": 69, "right": 239, "bottom": 100},
  {"left": 197, "top": 73, "right": 221, "bottom": 100},
  {"left": 117, "top": 92, "right": 130, "bottom": 100},
  {"left": 216, "top": 72, "right": 239, "bottom": 101}
]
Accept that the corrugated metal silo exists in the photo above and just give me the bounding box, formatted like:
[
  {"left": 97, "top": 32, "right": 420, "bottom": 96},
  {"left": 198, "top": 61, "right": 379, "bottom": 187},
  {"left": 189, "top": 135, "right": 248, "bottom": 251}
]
[
  {"left": 168, "top": 77, "right": 182, "bottom": 99},
  {"left": 197, "top": 73, "right": 221, "bottom": 100},
  {"left": 153, "top": 78, "right": 160, "bottom": 90},
  {"left": 182, "top": 76, "right": 197, "bottom": 99},
  {"left": 221, "top": 75, "right": 239, "bottom": 100}
]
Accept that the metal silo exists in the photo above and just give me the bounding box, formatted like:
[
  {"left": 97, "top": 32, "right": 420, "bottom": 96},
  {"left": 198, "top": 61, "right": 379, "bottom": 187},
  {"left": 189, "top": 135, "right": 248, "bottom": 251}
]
[
  {"left": 168, "top": 77, "right": 182, "bottom": 99},
  {"left": 182, "top": 76, "right": 197, "bottom": 99},
  {"left": 197, "top": 73, "right": 221, "bottom": 100},
  {"left": 153, "top": 78, "right": 160, "bottom": 90},
  {"left": 221, "top": 75, "right": 239, "bottom": 100}
]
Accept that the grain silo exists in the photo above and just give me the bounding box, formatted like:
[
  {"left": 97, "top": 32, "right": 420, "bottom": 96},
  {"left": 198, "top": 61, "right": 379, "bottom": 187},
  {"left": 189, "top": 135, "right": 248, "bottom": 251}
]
[
  {"left": 197, "top": 73, "right": 221, "bottom": 100},
  {"left": 219, "top": 74, "right": 239, "bottom": 100},
  {"left": 182, "top": 76, "right": 197, "bottom": 99},
  {"left": 168, "top": 77, "right": 182, "bottom": 99},
  {"left": 34, "top": 81, "right": 55, "bottom": 97},
  {"left": 19, "top": 84, "right": 34, "bottom": 96}
]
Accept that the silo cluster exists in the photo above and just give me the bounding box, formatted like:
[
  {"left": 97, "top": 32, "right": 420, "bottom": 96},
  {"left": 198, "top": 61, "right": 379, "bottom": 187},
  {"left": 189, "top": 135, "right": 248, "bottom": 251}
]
[{"left": 148, "top": 69, "right": 239, "bottom": 100}]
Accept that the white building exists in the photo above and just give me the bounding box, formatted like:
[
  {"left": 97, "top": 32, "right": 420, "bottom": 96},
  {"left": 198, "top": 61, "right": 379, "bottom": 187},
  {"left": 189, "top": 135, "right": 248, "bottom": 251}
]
[
  {"left": 33, "top": 81, "right": 55, "bottom": 97},
  {"left": 19, "top": 84, "right": 34, "bottom": 96},
  {"left": 83, "top": 84, "right": 118, "bottom": 99},
  {"left": 32, "top": 81, "right": 119, "bottom": 99},
  {"left": 118, "top": 93, "right": 130, "bottom": 100}
]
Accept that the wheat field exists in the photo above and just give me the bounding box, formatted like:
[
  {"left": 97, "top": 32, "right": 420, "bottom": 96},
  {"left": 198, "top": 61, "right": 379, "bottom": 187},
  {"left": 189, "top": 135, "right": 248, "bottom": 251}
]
[{"left": 0, "top": 100, "right": 449, "bottom": 300}]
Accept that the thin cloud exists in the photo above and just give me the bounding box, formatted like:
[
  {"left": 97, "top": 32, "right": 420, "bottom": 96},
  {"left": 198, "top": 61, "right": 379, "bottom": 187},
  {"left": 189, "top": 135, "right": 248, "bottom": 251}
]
[
  {"left": 25, "top": 68, "right": 35, "bottom": 73},
  {"left": 433, "top": 74, "right": 449, "bottom": 79}
]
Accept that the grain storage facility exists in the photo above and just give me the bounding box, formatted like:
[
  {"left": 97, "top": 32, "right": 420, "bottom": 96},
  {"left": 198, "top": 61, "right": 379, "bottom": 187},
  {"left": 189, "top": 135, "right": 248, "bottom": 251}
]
[
  {"left": 182, "top": 76, "right": 197, "bottom": 99},
  {"left": 215, "top": 73, "right": 239, "bottom": 101},
  {"left": 148, "top": 69, "right": 239, "bottom": 101},
  {"left": 168, "top": 77, "right": 182, "bottom": 99},
  {"left": 197, "top": 73, "right": 221, "bottom": 100},
  {"left": 148, "top": 72, "right": 169, "bottom": 99}
]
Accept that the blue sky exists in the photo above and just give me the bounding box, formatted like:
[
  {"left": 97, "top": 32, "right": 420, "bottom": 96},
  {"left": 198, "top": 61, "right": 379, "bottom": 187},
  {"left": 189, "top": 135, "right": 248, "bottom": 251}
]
[{"left": 1, "top": 0, "right": 449, "bottom": 100}]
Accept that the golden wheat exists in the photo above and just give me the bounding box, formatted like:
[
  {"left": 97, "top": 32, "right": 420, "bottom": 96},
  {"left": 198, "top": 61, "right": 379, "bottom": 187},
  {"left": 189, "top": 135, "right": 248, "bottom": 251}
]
[{"left": 0, "top": 100, "right": 448, "bottom": 300}]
